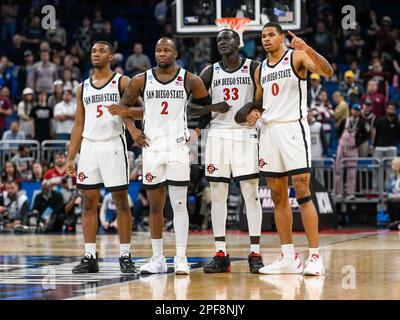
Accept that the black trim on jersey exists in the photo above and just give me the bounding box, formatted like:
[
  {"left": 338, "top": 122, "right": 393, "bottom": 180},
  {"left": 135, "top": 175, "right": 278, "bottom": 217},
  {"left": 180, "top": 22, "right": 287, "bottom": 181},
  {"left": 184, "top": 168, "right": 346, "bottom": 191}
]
[
  {"left": 89, "top": 72, "right": 117, "bottom": 90},
  {"left": 77, "top": 183, "right": 104, "bottom": 190},
  {"left": 233, "top": 173, "right": 260, "bottom": 182},
  {"left": 207, "top": 64, "right": 214, "bottom": 90},
  {"left": 290, "top": 50, "right": 307, "bottom": 81},
  {"left": 260, "top": 167, "right": 311, "bottom": 177},
  {"left": 166, "top": 180, "right": 190, "bottom": 187},
  {"left": 141, "top": 71, "right": 147, "bottom": 99},
  {"left": 183, "top": 70, "right": 190, "bottom": 97},
  {"left": 218, "top": 58, "right": 246, "bottom": 74},
  {"left": 118, "top": 75, "right": 123, "bottom": 99},
  {"left": 106, "top": 184, "right": 129, "bottom": 192},
  {"left": 205, "top": 176, "right": 231, "bottom": 183},
  {"left": 119, "top": 134, "right": 129, "bottom": 185},
  {"left": 249, "top": 60, "right": 259, "bottom": 86},
  {"left": 151, "top": 67, "right": 181, "bottom": 85},
  {"left": 142, "top": 181, "right": 167, "bottom": 190},
  {"left": 298, "top": 79, "right": 303, "bottom": 119},
  {"left": 298, "top": 119, "right": 310, "bottom": 168},
  {"left": 266, "top": 50, "right": 289, "bottom": 68},
  {"left": 80, "top": 81, "right": 84, "bottom": 106}
]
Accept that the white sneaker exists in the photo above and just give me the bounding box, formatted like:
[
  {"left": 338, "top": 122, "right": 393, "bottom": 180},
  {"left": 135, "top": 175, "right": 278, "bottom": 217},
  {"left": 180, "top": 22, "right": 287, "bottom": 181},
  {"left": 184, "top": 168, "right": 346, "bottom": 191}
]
[
  {"left": 139, "top": 255, "right": 168, "bottom": 274},
  {"left": 259, "top": 253, "right": 303, "bottom": 274},
  {"left": 303, "top": 254, "right": 325, "bottom": 276},
  {"left": 174, "top": 256, "right": 190, "bottom": 275}
]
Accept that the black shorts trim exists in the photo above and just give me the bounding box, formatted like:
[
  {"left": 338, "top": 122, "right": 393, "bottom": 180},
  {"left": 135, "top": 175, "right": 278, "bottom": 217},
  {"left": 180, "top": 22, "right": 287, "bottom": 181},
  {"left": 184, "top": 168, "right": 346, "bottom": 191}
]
[
  {"left": 233, "top": 173, "right": 260, "bottom": 182},
  {"left": 106, "top": 184, "right": 129, "bottom": 192},
  {"left": 205, "top": 176, "right": 231, "bottom": 183},
  {"left": 166, "top": 180, "right": 190, "bottom": 187},
  {"left": 77, "top": 183, "right": 104, "bottom": 190},
  {"left": 142, "top": 181, "right": 167, "bottom": 190},
  {"left": 260, "top": 168, "right": 311, "bottom": 178},
  {"left": 287, "top": 168, "right": 311, "bottom": 176}
]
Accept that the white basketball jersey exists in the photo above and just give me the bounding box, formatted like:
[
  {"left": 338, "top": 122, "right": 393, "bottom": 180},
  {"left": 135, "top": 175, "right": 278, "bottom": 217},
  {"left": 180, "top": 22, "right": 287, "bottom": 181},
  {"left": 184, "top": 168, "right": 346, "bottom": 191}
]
[
  {"left": 142, "top": 67, "right": 189, "bottom": 151},
  {"left": 82, "top": 72, "right": 124, "bottom": 141},
  {"left": 260, "top": 49, "right": 307, "bottom": 123}
]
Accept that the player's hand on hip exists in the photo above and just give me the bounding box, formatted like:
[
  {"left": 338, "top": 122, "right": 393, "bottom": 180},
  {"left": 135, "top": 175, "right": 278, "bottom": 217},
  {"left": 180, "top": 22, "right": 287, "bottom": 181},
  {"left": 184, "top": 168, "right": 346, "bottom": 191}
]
[
  {"left": 212, "top": 101, "right": 230, "bottom": 113},
  {"left": 108, "top": 104, "right": 127, "bottom": 116},
  {"left": 288, "top": 31, "right": 309, "bottom": 51},
  {"left": 66, "top": 159, "right": 76, "bottom": 177},
  {"left": 246, "top": 109, "right": 261, "bottom": 126},
  {"left": 129, "top": 127, "right": 149, "bottom": 148}
]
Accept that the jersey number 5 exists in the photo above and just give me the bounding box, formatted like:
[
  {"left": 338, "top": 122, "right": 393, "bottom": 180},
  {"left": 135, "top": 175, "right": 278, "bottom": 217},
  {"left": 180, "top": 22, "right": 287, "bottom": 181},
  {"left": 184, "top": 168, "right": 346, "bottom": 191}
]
[
  {"left": 160, "top": 101, "right": 169, "bottom": 115},
  {"left": 223, "top": 88, "right": 239, "bottom": 101},
  {"left": 96, "top": 105, "right": 103, "bottom": 118}
]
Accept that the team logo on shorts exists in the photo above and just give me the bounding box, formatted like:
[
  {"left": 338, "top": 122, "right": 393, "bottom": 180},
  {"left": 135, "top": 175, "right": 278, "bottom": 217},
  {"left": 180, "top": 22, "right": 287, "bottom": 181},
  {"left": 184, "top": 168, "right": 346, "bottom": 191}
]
[
  {"left": 145, "top": 172, "right": 156, "bottom": 182},
  {"left": 207, "top": 164, "right": 218, "bottom": 174},
  {"left": 78, "top": 171, "right": 88, "bottom": 182},
  {"left": 259, "top": 159, "right": 267, "bottom": 168}
]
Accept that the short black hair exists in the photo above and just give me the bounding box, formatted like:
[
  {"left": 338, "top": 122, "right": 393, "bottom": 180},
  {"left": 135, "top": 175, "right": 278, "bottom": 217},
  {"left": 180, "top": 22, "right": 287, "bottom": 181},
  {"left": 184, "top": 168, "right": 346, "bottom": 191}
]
[
  {"left": 156, "top": 37, "right": 177, "bottom": 51},
  {"left": 217, "top": 29, "right": 240, "bottom": 46},
  {"left": 262, "top": 22, "right": 284, "bottom": 34},
  {"left": 93, "top": 40, "right": 114, "bottom": 53}
]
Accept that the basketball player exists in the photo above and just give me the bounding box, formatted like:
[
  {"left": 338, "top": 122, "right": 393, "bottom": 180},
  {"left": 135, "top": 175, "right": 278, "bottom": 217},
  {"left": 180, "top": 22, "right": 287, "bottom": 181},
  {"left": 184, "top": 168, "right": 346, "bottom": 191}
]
[
  {"left": 109, "top": 37, "right": 229, "bottom": 275},
  {"left": 189, "top": 29, "right": 264, "bottom": 274},
  {"left": 66, "top": 41, "right": 143, "bottom": 274},
  {"left": 236, "top": 22, "right": 333, "bottom": 276}
]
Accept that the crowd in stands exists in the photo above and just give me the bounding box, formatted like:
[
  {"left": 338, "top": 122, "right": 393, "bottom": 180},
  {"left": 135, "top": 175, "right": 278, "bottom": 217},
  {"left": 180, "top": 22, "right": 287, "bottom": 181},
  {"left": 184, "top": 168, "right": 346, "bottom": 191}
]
[{"left": 1, "top": 0, "right": 400, "bottom": 232}]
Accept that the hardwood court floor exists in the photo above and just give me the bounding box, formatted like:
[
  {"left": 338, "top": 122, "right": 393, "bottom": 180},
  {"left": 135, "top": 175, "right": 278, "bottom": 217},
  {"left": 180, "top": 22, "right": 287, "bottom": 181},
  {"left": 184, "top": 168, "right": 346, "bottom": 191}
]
[{"left": 0, "top": 229, "right": 399, "bottom": 300}]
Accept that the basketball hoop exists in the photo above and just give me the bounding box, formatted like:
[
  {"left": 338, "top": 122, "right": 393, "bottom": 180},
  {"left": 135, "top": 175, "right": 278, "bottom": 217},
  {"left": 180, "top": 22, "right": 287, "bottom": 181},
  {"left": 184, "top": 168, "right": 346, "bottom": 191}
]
[{"left": 215, "top": 17, "right": 251, "bottom": 48}]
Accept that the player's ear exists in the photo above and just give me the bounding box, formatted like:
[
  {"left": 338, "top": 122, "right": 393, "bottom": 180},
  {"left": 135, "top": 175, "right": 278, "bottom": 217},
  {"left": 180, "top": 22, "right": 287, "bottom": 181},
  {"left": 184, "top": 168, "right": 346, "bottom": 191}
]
[{"left": 109, "top": 54, "right": 114, "bottom": 62}]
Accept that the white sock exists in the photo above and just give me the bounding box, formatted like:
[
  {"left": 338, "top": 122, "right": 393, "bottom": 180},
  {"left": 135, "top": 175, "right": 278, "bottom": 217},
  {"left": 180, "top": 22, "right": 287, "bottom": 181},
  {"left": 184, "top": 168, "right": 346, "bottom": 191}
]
[
  {"left": 281, "top": 244, "right": 295, "bottom": 259},
  {"left": 120, "top": 243, "right": 131, "bottom": 257},
  {"left": 215, "top": 241, "right": 226, "bottom": 254},
  {"left": 309, "top": 248, "right": 320, "bottom": 258},
  {"left": 169, "top": 186, "right": 189, "bottom": 258},
  {"left": 84, "top": 243, "right": 96, "bottom": 258},
  {"left": 240, "top": 180, "right": 262, "bottom": 238},
  {"left": 250, "top": 244, "right": 260, "bottom": 254},
  {"left": 210, "top": 182, "right": 229, "bottom": 239},
  {"left": 151, "top": 238, "right": 163, "bottom": 257}
]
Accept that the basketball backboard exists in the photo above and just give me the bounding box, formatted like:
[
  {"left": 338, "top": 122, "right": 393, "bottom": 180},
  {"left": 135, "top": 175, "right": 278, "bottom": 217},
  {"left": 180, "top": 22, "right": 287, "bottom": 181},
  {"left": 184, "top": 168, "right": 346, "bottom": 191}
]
[{"left": 173, "top": 0, "right": 305, "bottom": 37}]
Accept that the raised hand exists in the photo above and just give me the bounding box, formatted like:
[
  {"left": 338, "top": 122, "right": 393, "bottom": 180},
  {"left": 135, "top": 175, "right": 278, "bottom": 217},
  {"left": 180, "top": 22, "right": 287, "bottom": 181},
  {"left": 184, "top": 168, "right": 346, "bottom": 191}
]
[{"left": 288, "top": 31, "right": 309, "bottom": 51}]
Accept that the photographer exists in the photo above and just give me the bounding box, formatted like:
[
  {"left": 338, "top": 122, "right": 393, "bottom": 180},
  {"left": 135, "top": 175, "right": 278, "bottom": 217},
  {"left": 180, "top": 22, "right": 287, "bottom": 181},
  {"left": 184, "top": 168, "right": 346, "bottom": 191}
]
[
  {"left": 100, "top": 192, "right": 133, "bottom": 233},
  {"left": 59, "top": 176, "right": 82, "bottom": 233},
  {"left": 0, "top": 181, "right": 30, "bottom": 230}
]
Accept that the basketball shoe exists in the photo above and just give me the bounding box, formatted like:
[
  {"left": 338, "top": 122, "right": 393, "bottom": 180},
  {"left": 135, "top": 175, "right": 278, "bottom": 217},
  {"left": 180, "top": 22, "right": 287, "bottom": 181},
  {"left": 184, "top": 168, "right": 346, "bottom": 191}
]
[
  {"left": 119, "top": 253, "right": 137, "bottom": 273},
  {"left": 140, "top": 255, "right": 168, "bottom": 274},
  {"left": 72, "top": 253, "right": 99, "bottom": 274},
  {"left": 258, "top": 253, "right": 303, "bottom": 274},
  {"left": 303, "top": 254, "right": 325, "bottom": 276},
  {"left": 203, "top": 250, "right": 231, "bottom": 273},
  {"left": 248, "top": 252, "right": 264, "bottom": 274},
  {"left": 174, "top": 256, "right": 190, "bottom": 275}
]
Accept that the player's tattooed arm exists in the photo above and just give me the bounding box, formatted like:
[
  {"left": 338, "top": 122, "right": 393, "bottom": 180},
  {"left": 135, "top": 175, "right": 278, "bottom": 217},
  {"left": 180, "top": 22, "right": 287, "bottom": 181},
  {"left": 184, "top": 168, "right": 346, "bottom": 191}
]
[
  {"left": 235, "top": 65, "right": 264, "bottom": 125},
  {"left": 187, "top": 72, "right": 230, "bottom": 117},
  {"left": 66, "top": 84, "right": 85, "bottom": 177},
  {"left": 288, "top": 31, "right": 333, "bottom": 78}
]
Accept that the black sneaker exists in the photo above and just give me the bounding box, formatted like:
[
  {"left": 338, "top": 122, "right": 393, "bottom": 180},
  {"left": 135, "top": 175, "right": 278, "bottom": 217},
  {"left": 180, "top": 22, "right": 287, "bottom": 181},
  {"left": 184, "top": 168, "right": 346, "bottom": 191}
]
[
  {"left": 203, "top": 250, "right": 231, "bottom": 273},
  {"left": 72, "top": 253, "right": 99, "bottom": 274},
  {"left": 119, "top": 254, "right": 137, "bottom": 273},
  {"left": 248, "top": 252, "right": 264, "bottom": 274}
]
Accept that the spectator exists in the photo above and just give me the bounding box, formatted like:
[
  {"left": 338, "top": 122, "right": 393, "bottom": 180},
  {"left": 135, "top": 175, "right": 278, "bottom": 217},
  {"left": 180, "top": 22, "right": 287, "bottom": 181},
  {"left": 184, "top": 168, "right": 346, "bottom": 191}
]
[
  {"left": 311, "top": 21, "right": 337, "bottom": 61},
  {"left": 53, "top": 88, "right": 76, "bottom": 140},
  {"left": 31, "top": 180, "right": 65, "bottom": 233},
  {"left": 1, "top": 0, "right": 18, "bottom": 43},
  {"left": 112, "top": 11, "right": 129, "bottom": 54},
  {"left": 30, "top": 90, "right": 53, "bottom": 142},
  {"left": 133, "top": 188, "right": 149, "bottom": 231},
  {"left": 11, "top": 144, "right": 34, "bottom": 180},
  {"left": 307, "top": 73, "right": 325, "bottom": 107},
  {"left": 386, "top": 158, "right": 400, "bottom": 226},
  {"left": 310, "top": 89, "right": 334, "bottom": 143},
  {"left": 0, "top": 181, "right": 29, "bottom": 229},
  {"left": 359, "top": 98, "right": 376, "bottom": 157},
  {"left": 332, "top": 91, "right": 349, "bottom": 130},
  {"left": 0, "top": 86, "right": 12, "bottom": 137},
  {"left": 326, "top": 61, "right": 339, "bottom": 84},
  {"left": 46, "top": 19, "right": 67, "bottom": 52},
  {"left": 125, "top": 43, "right": 151, "bottom": 76},
  {"left": 74, "top": 16, "right": 94, "bottom": 67},
  {"left": 44, "top": 151, "right": 68, "bottom": 185},
  {"left": 335, "top": 104, "right": 369, "bottom": 199},
  {"left": 32, "top": 49, "right": 58, "bottom": 94},
  {"left": 376, "top": 16, "right": 395, "bottom": 57},
  {"left": 96, "top": 21, "right": 118, "bottom": 51},
  {"left": 100, "top": 193, "right": 133, "bottom": 232},
  {"left": 154, "top": 0, "right": 168, "bottom": 26},
  {"left": 344, "top": 23, "right": 365, "bottom": 63},
  {"left": 6, "top": 34, "right": 25, "bottom": 66},
  {"left": 349, "top": 60, "right": 362, "bottom": 84},
  {"left": 366, "top": 10, "right": 379, "bottom": 51},
  {"left": 57, "top": 177, "right": 82, "bottom": 233},
  {"left": 30, "top": 162, "right": 43, "bottom": 182},
  {"left": 92, "top": 9, "right": 104, "bottom": 35},
  {"left": 2, "top": 121, "right": 26, "bottom": 144},
  {"left": 17, "top": 50, "right": 35, "bottom": 94},
  {"left": 1, "top": 161, "right": 20, "bottom": 183},
  {"left": 364, "top": 59, "right": 390, "bottom": 99},
  {"left": 62, "top": 70, "right": 79, "bottom": 97},
  {"left": 360, "top": 79, "right": 387, "bottom": 120},
  {"left": 22, "top": 16, "right": 43, "bottom": 53},
  {"left": 48, "top": 80, "right": 64, "bottom": 109},
  {"left": 339, "top": 70, "right": 364, "bottom": 103},
  {"left": 58, "top": 55, "right": 81, "bottom": 82},
  {"left": 17, "top": 87, "right": 35, "bottom": 139},
  {"left": 0, "top": 59, "right": 15, "bottom": 97}
]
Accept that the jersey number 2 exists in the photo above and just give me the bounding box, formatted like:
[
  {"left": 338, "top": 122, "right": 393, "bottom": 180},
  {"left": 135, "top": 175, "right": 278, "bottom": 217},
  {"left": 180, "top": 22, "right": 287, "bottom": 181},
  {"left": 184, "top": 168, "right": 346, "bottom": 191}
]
[
  {"left": 223, "top": 88, "right": 239, "bottom": 101},
  {"left": 160, "top": 101, "right": 169, "bottom": 115}
]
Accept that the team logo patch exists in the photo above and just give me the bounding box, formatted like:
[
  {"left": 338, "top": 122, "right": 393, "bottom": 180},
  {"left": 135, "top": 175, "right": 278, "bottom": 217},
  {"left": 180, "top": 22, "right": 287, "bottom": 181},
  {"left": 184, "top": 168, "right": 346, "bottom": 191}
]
[
  {"left": 145, "top": 172, "right": 156, "bottom": 183},
  {"left": 259, "top": 159, "right": 267, "bottom": 168},
  {"left": 78, "top": 171, "right": 88, "bottom": 182},
  {"left": 282, "top": 57, "right": 289, "bottom": 65},
  {"left": 207, "top": 164, "right": 218, "bottom": 175},
  {"left": 84, "top": 82, "right": 89, "bottom": 88},
  {"left": 175, "top": 75, "right": 183, "bottom": 86},
  {"left": 241, "top": 65, "right": 249, "bottom": 73}
]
